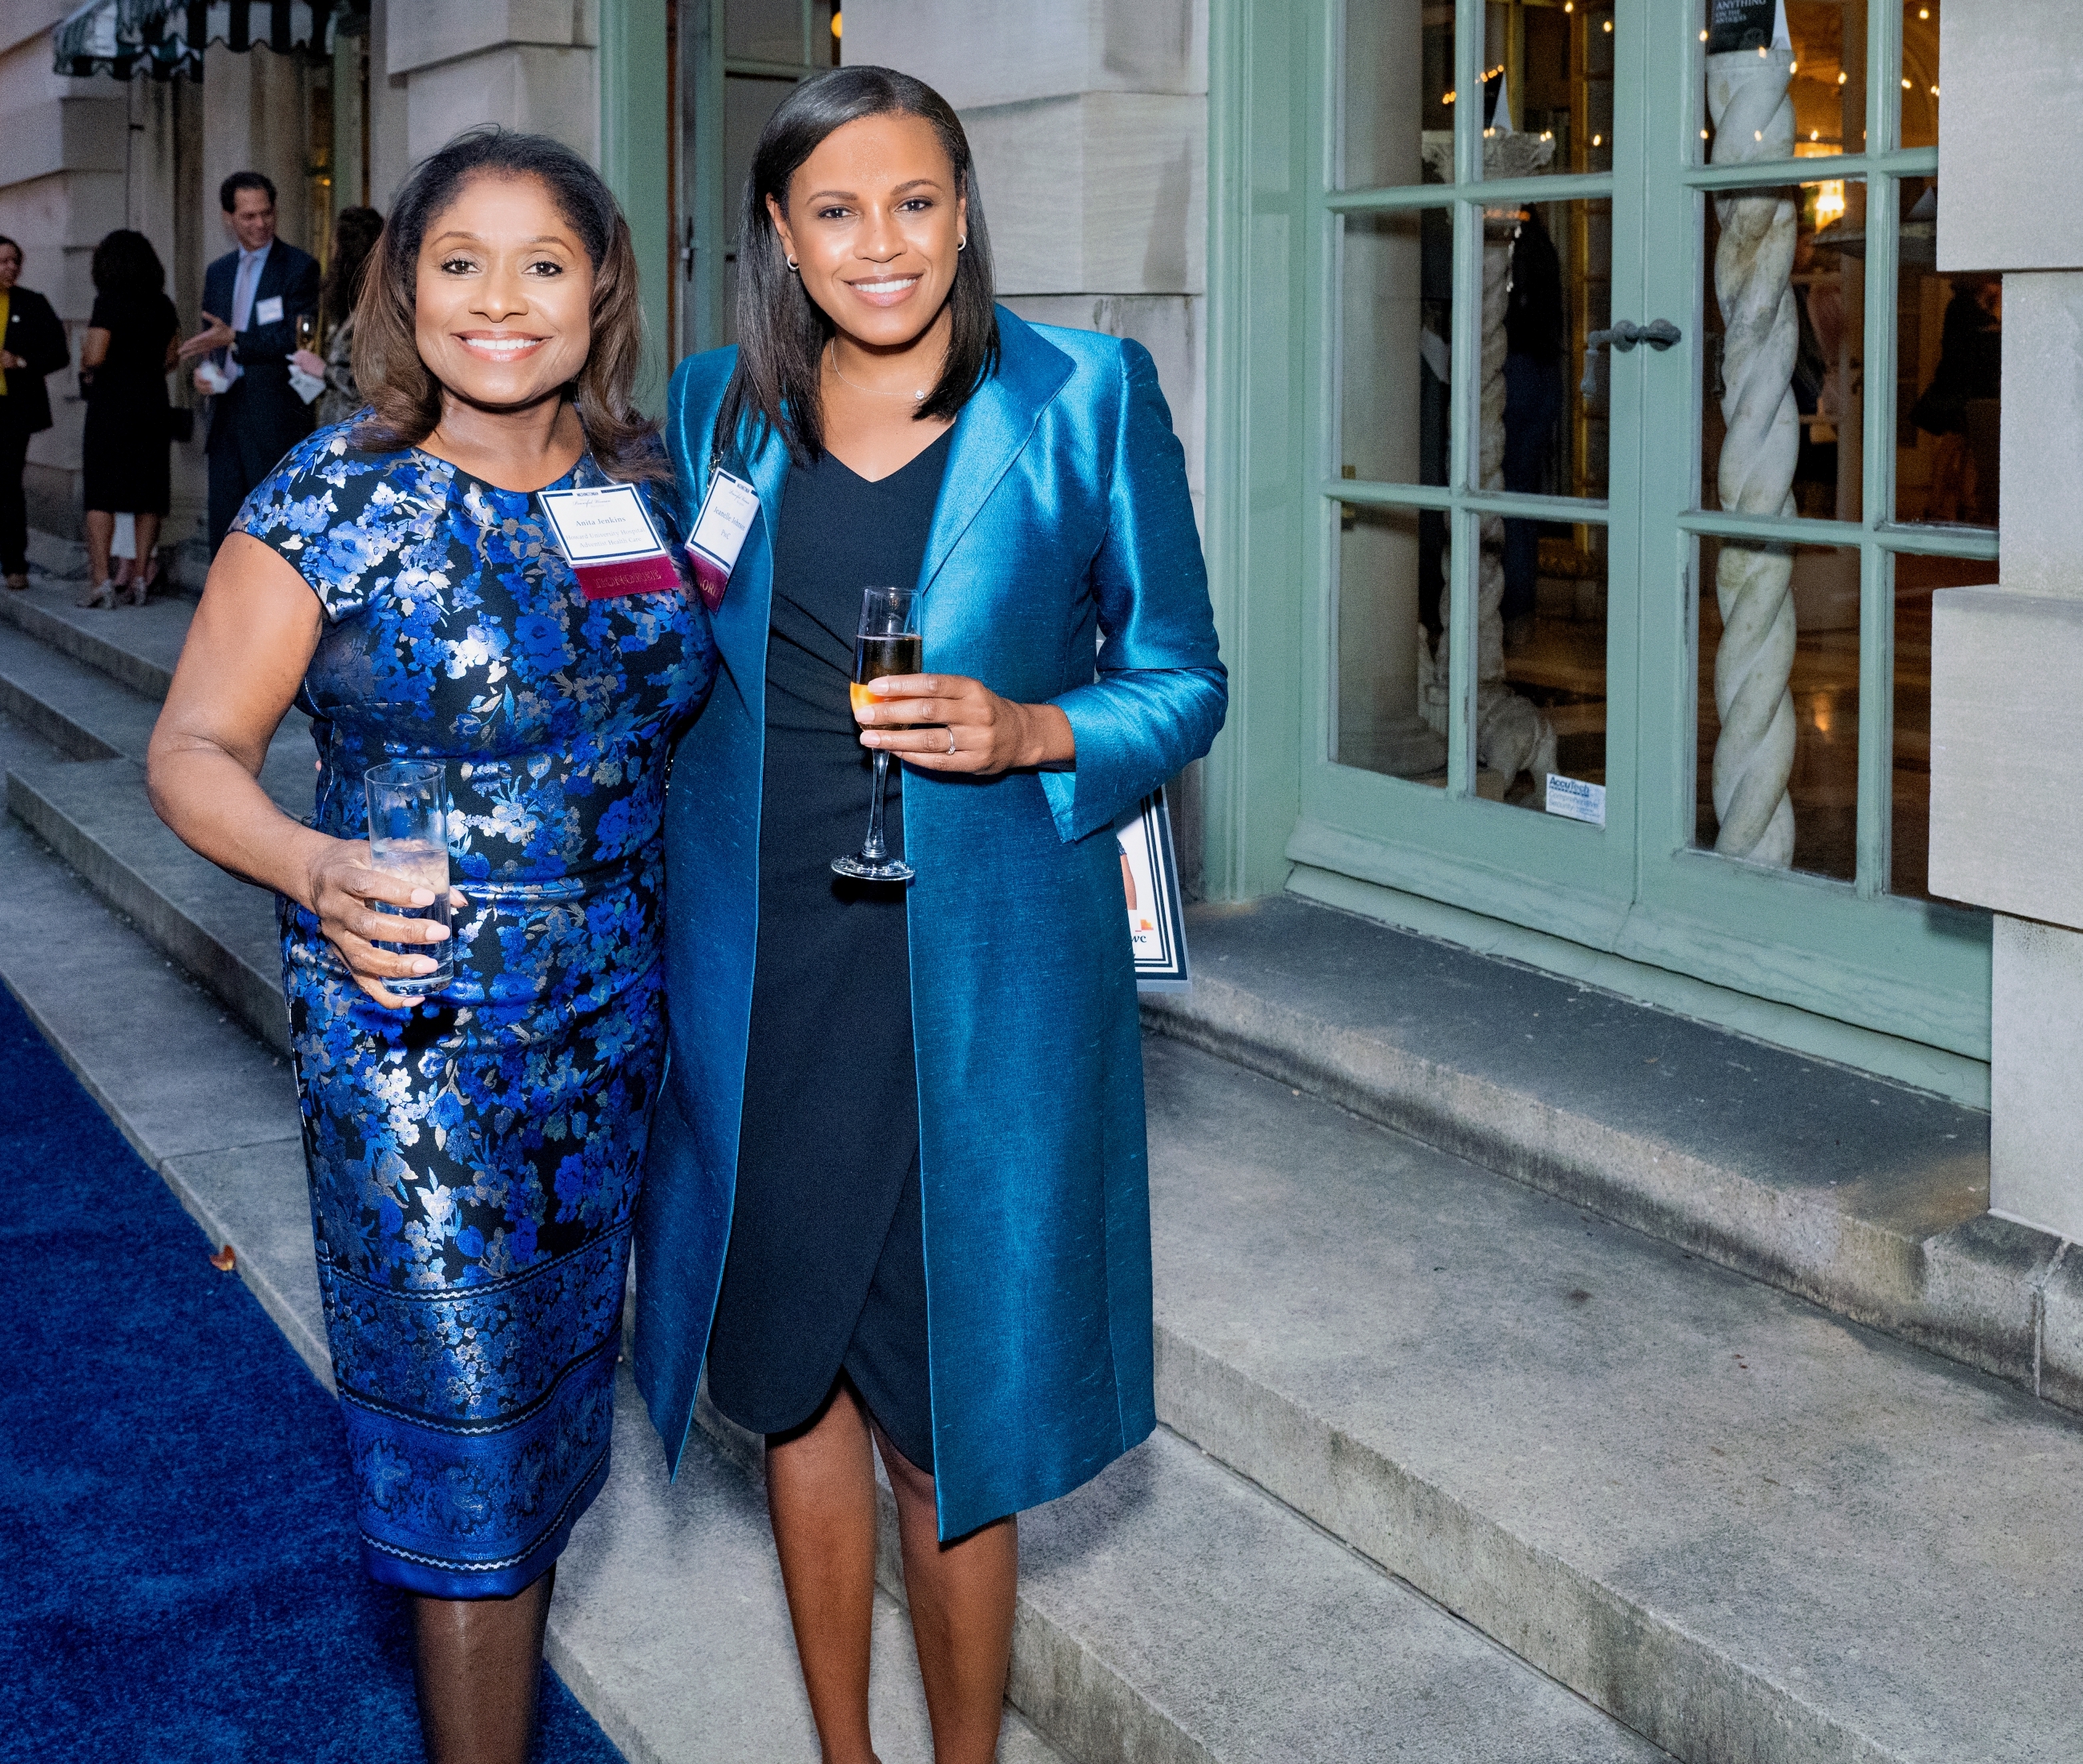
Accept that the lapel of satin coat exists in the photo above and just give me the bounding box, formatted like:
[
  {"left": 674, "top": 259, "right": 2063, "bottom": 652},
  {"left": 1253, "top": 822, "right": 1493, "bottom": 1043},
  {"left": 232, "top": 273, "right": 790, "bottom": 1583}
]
[{"left": 917, "top": 310, "right": 1076, "bottom": 595}]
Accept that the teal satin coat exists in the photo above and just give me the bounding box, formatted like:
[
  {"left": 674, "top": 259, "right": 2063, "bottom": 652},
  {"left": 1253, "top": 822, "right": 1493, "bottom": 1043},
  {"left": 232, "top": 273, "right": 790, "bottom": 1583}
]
[{"left": 633, "top": 308, "right": 1227, "bottom": 1538}]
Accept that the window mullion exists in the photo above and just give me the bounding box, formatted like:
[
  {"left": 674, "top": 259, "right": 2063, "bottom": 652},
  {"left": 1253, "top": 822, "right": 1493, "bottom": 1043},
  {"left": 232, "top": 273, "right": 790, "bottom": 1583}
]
[
  {"left": 1854, "top": 3, "right": 1905, "bottom": 896},
  {"left": 1441, "top": 0, "right": 1485, "bottom": 797}
]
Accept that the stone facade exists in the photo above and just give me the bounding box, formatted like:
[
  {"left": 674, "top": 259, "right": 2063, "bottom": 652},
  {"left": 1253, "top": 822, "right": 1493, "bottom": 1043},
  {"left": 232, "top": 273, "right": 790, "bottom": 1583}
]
[
  {"left": 1926, "top": 0, "right": 2083, "bottom": 1238},
  {"left": 847, "top": 0, "right": 1209, "bottom": 512},
  {"left": 0, "top": 1, "right": 602, "bottom": 557}
]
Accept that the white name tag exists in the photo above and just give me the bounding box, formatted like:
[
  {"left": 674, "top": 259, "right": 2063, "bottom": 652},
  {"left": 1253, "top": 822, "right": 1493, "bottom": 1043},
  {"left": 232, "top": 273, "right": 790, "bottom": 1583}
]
[
  {"left": 254, "top": 295, "right": 284, "bottom": 325},
  {"left": 538, "top": 483, "right": 681, "bottom": 600},
  {"left": 684, "top": 469, "right": 759, "bottom": 611}
]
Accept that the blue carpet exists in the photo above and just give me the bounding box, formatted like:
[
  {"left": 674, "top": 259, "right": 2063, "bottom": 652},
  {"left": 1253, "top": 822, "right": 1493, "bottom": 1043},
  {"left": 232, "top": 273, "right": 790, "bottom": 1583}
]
[{"left": 0, "top": 981, "right": 627, "bottom": 1764}]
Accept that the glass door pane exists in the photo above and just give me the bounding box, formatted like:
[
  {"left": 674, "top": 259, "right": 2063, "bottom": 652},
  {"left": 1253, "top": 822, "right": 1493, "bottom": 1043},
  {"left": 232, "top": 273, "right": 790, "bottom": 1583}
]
[
  {"left": 677, "top": 0, "right": 840, "bottom": 357},
  {"left": 1308, "top": 0, "right": 1643, "bottom": 912}
]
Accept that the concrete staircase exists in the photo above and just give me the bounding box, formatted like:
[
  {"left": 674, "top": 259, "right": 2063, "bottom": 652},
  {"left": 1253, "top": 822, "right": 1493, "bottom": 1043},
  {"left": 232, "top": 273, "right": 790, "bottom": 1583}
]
[{"left": 4, "top": 564, "right": 2081, "bottom": 1762}]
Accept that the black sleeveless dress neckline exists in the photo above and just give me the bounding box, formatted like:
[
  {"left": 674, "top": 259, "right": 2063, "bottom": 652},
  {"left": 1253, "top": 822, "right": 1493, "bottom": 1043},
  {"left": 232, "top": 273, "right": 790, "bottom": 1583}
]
[{"left": 703, "top": 426, "right": 954, "bottom": 1472}]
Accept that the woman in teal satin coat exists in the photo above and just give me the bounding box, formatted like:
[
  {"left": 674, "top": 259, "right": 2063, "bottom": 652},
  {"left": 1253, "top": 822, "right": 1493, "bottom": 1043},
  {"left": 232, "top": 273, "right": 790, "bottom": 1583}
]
[{"left": 635, "top": 67, "right": 1223, "bottom": 1762}]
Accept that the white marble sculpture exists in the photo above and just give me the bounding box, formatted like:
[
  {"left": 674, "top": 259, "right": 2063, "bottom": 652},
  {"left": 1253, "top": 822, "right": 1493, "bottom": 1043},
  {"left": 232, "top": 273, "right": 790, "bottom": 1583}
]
[
  {"left": 1416, "top": 121, "right": 1560, "bottom": 795},
  {"left": 1705, "top": 42, "right": 1800, "bottom": 865}
]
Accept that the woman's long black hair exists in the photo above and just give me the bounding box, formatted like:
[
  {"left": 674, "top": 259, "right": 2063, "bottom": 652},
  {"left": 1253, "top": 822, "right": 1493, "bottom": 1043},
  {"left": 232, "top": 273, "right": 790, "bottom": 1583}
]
[
  {"left": 91, "top": 229, "right": 166, "bottom": 298},
  {"left": 714, "top": 66, "right": 998, "bottom": 468}
]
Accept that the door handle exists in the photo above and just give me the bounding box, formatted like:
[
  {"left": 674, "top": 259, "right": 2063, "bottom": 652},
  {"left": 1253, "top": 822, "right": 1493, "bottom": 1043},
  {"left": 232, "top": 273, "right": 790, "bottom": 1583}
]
[{"left": 1581, "top": 318, "right": 1682, "bottom": 398}]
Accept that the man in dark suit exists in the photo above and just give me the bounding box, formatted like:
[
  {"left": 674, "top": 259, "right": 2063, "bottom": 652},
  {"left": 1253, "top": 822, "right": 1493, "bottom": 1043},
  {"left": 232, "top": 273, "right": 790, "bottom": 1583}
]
[
  {"left": 0, "top": 235, "right": 71, "bottom": 590},
  {"left": 177, "top": 171, "right": 320, "bottom": 555}
]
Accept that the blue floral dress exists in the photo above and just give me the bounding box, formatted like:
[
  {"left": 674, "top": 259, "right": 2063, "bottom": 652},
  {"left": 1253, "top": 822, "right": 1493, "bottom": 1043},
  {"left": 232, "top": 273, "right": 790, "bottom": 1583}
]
[{"left": 236, "top": 423, "right": 717, "bottom": 1598}]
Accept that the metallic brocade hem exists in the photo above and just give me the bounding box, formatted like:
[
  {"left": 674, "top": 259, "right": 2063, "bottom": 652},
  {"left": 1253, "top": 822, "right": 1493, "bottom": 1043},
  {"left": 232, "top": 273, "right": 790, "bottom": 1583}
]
[{"left": 358, "top": 1440, "right": 612, "bottom": 1600}]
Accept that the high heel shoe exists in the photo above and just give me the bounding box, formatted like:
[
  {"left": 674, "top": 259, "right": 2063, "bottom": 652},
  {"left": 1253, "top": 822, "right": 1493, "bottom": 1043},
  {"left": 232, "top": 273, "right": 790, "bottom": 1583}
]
[
  {"left": 127, "top": 561, "right": 157, "bottom": 608},
  {"left": 75, "top": 580, "right": 118, "bottom": 610}
]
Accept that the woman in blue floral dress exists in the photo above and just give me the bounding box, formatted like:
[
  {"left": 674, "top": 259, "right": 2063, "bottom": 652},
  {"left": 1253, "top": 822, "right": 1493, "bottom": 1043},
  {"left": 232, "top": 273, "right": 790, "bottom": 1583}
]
[{"left": 147, "top": 131, "right": 714, "bottom": 1762}]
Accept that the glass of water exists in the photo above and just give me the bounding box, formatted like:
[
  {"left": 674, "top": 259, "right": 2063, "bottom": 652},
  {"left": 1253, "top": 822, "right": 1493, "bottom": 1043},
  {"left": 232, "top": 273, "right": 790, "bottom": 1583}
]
[{"left": 364, "top": 760, "right": 453, "bottom": 996}]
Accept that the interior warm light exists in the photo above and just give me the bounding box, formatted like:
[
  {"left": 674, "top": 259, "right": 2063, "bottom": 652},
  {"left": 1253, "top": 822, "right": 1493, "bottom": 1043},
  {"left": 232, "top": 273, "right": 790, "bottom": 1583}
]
[
  {"left": 1811, "top": 129, "right": 1819, "bottom": 140},
  {"left": 1838, "top": 70, "right": 1848, "bottom": 83},
  {"left": 1814, "top": 180, "right": 1847, "bottom": 228},
  {"left": 1592, "top": 133, "right": 1603, "bottom": 146},
  {"left": 1698, "top": 27, "right": 1708, "bottom": 39},
  {"left": 1901, "top": 76, "right": 1912, "bottom": 88},
  {"left": 831, "top": 9, "right": 842, "bottom": 36},
  {"left": 1603, "top": 18, "right": 1613, "bottom": 30},
  {"left": 1918, "top": 6, "right": 1930, "bottom": 16}
]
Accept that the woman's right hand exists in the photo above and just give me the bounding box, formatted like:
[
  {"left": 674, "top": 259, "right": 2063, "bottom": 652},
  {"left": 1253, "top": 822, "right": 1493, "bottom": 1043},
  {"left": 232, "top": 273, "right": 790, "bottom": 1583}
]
[
  {"left": 291, "top": 348, "right": 327, "bottom": 379},
  {"left": 302, "top": 834, "right": 466, "bottom": 1010}
]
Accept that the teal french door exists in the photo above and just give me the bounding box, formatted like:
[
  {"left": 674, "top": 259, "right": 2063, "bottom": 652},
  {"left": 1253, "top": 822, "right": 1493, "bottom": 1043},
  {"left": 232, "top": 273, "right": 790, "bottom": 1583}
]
[
  {"left": 1206, "top": 0, "right": 1993, "bottom": 1067},
  {"left": 675, "top": 0, "right": 840, "bottom": 358}
]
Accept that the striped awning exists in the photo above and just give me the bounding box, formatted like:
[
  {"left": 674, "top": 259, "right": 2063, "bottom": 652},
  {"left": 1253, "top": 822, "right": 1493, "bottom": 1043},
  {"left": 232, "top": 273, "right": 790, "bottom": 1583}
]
[{"left": 54, "top": 0, "right": 353, "bottom": 81}]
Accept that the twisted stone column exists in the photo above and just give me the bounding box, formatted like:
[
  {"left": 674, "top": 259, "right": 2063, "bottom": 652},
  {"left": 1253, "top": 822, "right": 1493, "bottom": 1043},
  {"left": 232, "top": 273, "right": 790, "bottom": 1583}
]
[
  {"left": 1706, "top": 44, "right": 1800, "bottom": 865},
  {"left": 1416, "top": 128, "right": 1558, "bottom": 795}
]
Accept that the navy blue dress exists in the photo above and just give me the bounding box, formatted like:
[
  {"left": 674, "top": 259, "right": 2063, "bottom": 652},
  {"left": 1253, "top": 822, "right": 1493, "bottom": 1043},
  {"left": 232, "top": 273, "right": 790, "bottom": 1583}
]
[
  {"left": 236, "top": 423, "right": 718, "bottom": 1597},
  {"left": 703, "top": 431, "right": 951, "bottom": 1472}
]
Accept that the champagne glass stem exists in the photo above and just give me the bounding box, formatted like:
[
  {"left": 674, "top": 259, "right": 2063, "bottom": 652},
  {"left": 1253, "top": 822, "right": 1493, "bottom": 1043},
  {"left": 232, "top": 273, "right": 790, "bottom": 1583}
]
[{"left": 861, "top": 749, "right": 892, "bottom": 862}]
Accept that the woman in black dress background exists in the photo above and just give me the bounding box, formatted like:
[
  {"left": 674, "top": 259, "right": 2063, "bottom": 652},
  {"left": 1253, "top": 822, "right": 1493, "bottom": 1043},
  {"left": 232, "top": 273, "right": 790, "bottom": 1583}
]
[{"left": 78, "top": 229, "right": 179, "bottom": 608}]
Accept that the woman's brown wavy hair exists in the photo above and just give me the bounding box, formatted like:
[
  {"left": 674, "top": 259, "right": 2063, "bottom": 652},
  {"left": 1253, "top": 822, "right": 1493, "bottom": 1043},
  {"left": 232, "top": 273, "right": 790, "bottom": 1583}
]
[{"left": 350, "top": 127, "right": 663, "bottom": 481}]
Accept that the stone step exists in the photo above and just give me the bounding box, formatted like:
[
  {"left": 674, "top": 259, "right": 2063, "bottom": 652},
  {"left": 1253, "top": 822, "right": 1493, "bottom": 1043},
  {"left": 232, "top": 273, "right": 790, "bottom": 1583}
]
[
  {"left": 0, "top": 573, "right": 193, "bottom": 700},
  {"left": 1142, "top": 1029, "right": 2083, "bottom": 1764},
  {"left": 1143, "top": 898, "right": 2078, "bottom": 1413},
  {"left": 0, "top": 599, "right": 321, "bottom": 1053},
  {"left": 0, "top": 734, "right": 1672, "bottom": 1764},
  {"left": 0, "top": 620, "right": 151, "bottom": 759},
  {"left": 7, "top": 756, "right": 290, "bottom": 1053}
]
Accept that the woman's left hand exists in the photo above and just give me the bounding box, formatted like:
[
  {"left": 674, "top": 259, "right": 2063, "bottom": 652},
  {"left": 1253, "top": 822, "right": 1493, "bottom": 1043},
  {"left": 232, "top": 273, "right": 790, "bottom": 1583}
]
[
  {"left": 290, "top": 348, "right": 327, "bottom": 379},
  {"left": 856, "top": 674, "right": 1074, "bottom": 776}
]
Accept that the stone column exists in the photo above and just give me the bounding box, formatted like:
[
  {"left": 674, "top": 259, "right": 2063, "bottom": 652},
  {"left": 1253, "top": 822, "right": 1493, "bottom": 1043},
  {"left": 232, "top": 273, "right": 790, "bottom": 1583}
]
[
  {"left": 1925, "top": 0, "right": 2083, "bottom": 1241},
  {"left": 381, "top": 0, "right": 599, "bottom": 179},
  {"left": 0, "top": 4, "right": 131, "bottom": 538},
  {"left": 1416, "top": 127, "right": 1558, "bottom": 794},
  {"left": 1704, "top": 40, "right": 1799, "bottom": 866}
]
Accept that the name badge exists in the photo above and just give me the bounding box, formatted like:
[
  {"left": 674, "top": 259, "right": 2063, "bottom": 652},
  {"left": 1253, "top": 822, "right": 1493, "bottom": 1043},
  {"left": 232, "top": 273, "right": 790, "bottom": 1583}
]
[
  {"left": 684, "top": 469, "right": 759, "bottom": 612},
  {"left": 538, "top": 483, "right": 682, "bottom": 600},
  {"left": 254, "top": 295, "right": 284, "bottom": 325}
]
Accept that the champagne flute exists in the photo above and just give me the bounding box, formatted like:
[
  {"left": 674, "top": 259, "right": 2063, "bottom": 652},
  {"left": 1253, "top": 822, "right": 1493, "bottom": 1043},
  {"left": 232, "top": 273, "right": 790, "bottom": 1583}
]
[{"left": 833, "top": 586, "right": 921, "bottom": 883}]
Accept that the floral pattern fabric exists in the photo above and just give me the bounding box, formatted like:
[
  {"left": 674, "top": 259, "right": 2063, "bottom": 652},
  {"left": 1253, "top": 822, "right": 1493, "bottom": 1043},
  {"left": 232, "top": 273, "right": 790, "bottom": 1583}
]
[{"left": 236, "top": 421, "right": 717, "bottom": 1597}]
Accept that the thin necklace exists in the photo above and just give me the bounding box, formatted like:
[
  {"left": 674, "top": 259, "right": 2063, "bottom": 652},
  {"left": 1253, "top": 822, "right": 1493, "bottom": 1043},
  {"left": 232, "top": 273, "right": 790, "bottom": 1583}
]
[{"left": 827, "top": 340, "right": 926, "bottom": 403}]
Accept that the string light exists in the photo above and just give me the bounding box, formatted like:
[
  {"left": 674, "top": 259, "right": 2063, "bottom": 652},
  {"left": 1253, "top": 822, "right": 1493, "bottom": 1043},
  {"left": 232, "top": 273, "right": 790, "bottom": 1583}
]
[
  {"left": 1441, "top": 63, "right": 1506, "bottom": 106},
  {"left": 1698, "top": 27, "right": 1708, "bottom": 39},
  {"left": 1901, "top": 76, "right": 1912, "bottom": 88},
  {"left": 1602, "top": 17, "right": 1613, "bottom": 30},
  {"left": 1592, "top": 133, "right": 1603, "bottom": 146},
  {"left": 1838, "top": 70, "right": 1848, "bottom": 83}
]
